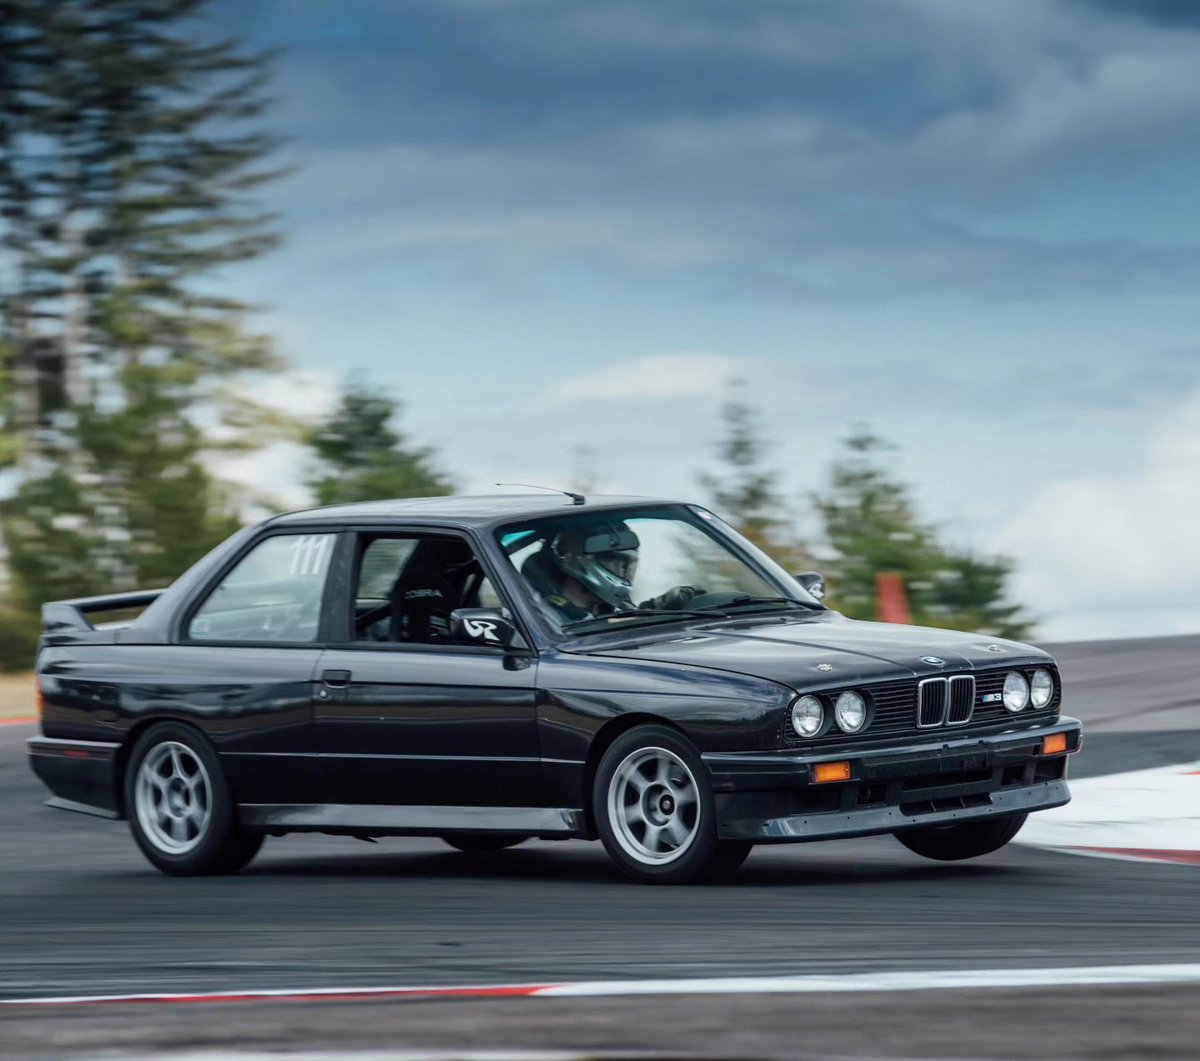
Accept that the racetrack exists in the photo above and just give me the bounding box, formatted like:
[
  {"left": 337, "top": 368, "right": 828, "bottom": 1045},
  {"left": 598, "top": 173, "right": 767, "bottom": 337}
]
[{"left": 2, "top": 634, "right": 1198, "bottom": 1058}]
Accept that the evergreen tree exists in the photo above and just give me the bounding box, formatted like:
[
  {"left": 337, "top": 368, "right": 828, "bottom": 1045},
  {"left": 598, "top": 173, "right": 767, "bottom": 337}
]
[
  {"left": 306, "top": 381, "right": 452, "bottom": 507},
  {"left": 0, "top": 0, "right": 290, "bottom": 614},
  {"left": 698, "top": 380, "right": 808, "bottom": 568},
  {"left": 813, "top": 429, "right": 1033, "bottom": 639}
]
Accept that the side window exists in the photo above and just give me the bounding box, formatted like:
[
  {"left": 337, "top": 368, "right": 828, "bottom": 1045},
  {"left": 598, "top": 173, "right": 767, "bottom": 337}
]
[
  {"left": 352, "top": 533, "right": 491, "bottom": 645},
  {"left": 189, "top": 533, "right": 335, "bottom": 643}
]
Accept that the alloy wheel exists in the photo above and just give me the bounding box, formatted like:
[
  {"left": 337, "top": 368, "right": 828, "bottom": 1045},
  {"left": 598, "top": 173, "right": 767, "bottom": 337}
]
[
  {"left": 607, "top": 746, "right": 700, "bottom": 865},
  {"left": 135, "top": 741, "right": 212, "bottom": 854}
]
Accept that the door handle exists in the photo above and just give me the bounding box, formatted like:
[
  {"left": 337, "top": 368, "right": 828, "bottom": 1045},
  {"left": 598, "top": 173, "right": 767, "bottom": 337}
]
[{"left": 320, "top": 669, "right": 352, "bottom": 687}]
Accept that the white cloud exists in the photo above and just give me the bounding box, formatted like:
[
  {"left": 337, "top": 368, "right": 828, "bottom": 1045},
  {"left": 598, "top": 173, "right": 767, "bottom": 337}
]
[
  {"left": 996, "top": 383, "right": 1200, "bottom": 639},
  {"left": 544, "top": 353, "right": 744, "bottom": 406}
]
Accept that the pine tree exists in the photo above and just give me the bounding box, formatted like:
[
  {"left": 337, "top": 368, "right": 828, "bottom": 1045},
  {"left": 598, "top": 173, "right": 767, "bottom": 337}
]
[
  {"left": 0, "top": 0, "right": 291, "bottom": 615},
  {"left": 306, "top": 381, "right": 453, "bottom": 507},
  {"left": 698, "top": 380, "right": 808, "bottom": 568},
  {"left": 813, "top": 429, "right": 1033, "bottom": 638}
]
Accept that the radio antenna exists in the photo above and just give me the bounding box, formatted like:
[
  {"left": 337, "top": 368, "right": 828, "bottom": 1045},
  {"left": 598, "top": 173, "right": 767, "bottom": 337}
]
[{"left": 496, "top": 483, "right": 586, "bottom": 506}]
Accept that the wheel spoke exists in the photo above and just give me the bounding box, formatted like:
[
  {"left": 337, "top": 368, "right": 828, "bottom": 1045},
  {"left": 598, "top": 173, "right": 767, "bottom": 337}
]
[
  {"left": 624, "top": 768, "right": 650, "bottom": 795},
  {"left": 670, "top": 784, "right": 695, "bottom": 808},
  {"left": 653, "top": 755, "right": 671, "bottom": 786},
  {"left": 168, "top": 746, "right": 184, "bottom": 779},
  {"left": 665, "top": 817, "right": 690, "bottom": 847},
  {"left": 642, "top": 824, "right": 665, "bottom": 852}
]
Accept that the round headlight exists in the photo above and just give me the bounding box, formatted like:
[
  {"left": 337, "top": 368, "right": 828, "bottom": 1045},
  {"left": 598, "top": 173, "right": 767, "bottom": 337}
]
[
  {"left": 834, "top": 690, "right": 867, "bottom": 733},
  {"left": 1030, "top": 668, "right": 1054, "bottom": 708},
  {"left": 791, "top": 695, "right": 824, "bottom": 737},
  {"left": 1003, "top": 670, "right": 1030, "bottom": 712}
]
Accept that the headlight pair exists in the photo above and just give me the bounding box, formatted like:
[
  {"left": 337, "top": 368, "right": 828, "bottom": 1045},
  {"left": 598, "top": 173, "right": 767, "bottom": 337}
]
[
  {"left": 1002, "top": 668, "right": 1055, "bottom": 713},
  {"left": 791, "top": 690, "right": 868, "bottom": 738}
]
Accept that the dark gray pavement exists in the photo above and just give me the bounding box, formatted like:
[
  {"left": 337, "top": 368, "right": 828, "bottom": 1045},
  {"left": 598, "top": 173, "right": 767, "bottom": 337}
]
[{"left": 1, "top": 635, "right": 1197, "bottom": 1058}]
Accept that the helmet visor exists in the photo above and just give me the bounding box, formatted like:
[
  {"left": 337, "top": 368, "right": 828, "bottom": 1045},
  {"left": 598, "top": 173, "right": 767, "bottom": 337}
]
[{"left": 595, "top": 549, "right": 638, "bottom": 582}]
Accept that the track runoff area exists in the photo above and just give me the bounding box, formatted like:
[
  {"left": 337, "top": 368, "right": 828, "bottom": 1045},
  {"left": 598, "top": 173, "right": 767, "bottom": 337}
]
[{"left": 1, "top": 635, "right": 1197, "bottom": 1058}]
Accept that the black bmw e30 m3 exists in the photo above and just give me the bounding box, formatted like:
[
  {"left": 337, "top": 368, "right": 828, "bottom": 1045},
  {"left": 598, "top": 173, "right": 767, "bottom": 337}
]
[{"left": 28, "top": 494, "right": 1081, "bottom": 883}]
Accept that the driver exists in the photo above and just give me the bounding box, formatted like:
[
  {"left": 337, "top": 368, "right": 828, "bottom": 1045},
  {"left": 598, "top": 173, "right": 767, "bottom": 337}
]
[{"left": 528, "top": 521, "right": 703, "bottom": 625}]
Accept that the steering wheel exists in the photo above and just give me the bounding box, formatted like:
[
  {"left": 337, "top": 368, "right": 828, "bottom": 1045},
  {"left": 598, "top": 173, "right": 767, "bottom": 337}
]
[{"left": 679, "top": 590, "right": 741, "bottom": 611}]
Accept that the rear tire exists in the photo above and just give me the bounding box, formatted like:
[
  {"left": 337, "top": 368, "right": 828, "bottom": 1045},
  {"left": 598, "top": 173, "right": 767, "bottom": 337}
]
[
  {"left": 124, "top": 722, "right": 263, "bottom": 876},
  {"left": 593, "top": 725, "right": 722, "bottom": 884},
  {"left": 441, "top": 833, "right": 528, "bottom": 853},
  {"left": 894, "top": 812, "right": 1028, "bottom": 862}
]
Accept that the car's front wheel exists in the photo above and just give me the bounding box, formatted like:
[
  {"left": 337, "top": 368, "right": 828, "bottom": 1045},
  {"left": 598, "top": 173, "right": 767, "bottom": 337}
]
[
  {"left": 125, "top": 722, "right": 263, "bottom": 876},
  {"left": 894, "top": 812, "right": 1028, "bottom": 862},
  {"left": 594, "top": 725, "right": 733, "bottom": 884}
]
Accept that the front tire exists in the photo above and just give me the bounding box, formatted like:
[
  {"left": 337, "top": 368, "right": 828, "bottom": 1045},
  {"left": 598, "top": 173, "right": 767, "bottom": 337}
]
[
  {"left": 894, "top": 812, "right": 1028, "bottom": 862},
  {"left": 593, "top": 725, "right": 723, "bottom": 884},
  {"left": 125, "top": 722, "right": 263, "bottom": 876}
]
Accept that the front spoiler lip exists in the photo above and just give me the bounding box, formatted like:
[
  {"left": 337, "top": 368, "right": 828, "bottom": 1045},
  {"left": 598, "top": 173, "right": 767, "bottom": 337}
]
[{"left": 718, "top": 780, "right": 1070, "bottom": 841}]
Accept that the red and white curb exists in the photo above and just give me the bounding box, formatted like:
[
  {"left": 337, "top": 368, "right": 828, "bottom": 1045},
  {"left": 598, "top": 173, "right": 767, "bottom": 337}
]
[
  {"left": 1015, "top": 760, "right": 1200, "bottom": 865},
  {"left": 4, "top": 963, "right": 1200, "bottom": 1007},
  {"left": 0, "top": 716, "right": 36, "bottom": 727}
]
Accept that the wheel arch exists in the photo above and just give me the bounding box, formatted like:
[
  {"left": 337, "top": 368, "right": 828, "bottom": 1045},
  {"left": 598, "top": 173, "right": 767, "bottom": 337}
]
[{"left": 581, "top": 712, "right": 689, "bottom": 837}]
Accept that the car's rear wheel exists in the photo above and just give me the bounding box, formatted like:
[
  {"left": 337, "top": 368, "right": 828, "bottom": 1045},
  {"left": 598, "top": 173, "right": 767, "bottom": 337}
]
[
  {"left": 125, "top": 722, "right": 262, "bottom": 876},
  {"left": 894, "top": 812, "right": 1028, "bottom": 862},
  {"left": 593, "top": 725, "right": 728, "bottom": 884},
  {"left": 441, "top": 833, "right": 528, "bottom": 853}
]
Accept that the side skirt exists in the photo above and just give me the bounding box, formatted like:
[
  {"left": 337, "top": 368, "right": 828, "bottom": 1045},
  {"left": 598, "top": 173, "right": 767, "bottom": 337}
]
[{"left": 238, "top": 803, "right": 587, "bottom": 838}]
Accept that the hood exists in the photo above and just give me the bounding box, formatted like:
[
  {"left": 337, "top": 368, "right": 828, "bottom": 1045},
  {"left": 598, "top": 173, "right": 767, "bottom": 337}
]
[{"left": 582, "top": 614, "right": 1050, "bottom": 691}]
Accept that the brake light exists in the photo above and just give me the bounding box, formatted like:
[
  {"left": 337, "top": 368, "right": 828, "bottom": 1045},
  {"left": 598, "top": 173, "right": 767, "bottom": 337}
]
[{"left": 35, "top": 680, "right": 45, "bottom": 718}]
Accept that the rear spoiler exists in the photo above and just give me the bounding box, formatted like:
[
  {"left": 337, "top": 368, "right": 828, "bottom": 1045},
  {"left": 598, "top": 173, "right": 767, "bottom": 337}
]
[{"left": 41, "top": 590, "right": 166, "bottom": 636}]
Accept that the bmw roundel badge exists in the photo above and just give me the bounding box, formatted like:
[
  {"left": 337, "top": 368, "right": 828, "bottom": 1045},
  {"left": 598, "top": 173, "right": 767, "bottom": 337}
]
[{"left": 920, "top": 656, "right": 945, "bottom": 666}]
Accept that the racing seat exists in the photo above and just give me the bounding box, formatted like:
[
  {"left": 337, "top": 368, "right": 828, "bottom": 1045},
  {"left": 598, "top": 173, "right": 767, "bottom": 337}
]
[{"left": 387, "top": 538, "right": 477, "bottom": 643}]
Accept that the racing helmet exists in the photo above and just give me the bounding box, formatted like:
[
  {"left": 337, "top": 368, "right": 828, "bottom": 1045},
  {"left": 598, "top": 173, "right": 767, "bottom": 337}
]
[{"left": 549, "top": 520, "right": 640, "bottom": 609}]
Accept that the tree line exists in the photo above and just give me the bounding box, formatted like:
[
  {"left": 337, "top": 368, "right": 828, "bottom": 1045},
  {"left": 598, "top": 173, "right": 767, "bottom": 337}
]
[{"left": 0, "top": 0, "right": 1030, "bottom": 669}]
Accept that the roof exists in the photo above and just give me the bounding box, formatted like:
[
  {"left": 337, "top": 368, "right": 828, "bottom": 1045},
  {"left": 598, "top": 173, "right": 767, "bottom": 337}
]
[{"left": 267, "top": 493, "right": 682, "bottom": 528}]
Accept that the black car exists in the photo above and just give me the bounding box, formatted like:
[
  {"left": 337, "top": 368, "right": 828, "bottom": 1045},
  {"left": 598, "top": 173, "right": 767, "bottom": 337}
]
[{"left": 28, "top": 494, "right": 1081, "bottom": 883}]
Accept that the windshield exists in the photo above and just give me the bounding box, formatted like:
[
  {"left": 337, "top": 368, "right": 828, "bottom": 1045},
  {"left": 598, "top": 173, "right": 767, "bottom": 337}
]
[{"left": 496, "top": 505, "right": 818, "bottom": 635}]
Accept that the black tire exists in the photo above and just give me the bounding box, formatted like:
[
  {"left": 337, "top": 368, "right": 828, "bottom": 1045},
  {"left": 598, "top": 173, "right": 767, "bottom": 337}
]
[
  {"left": 124, "top": 722, "right": 263, "bottom": 876},
  {"left": 441, "top": 833, "right": 528, "bottom": 853},
  {"left": 894, "top": 812, "right": 1028, "bottom": 862},
  {"left": 593, "top": 725, "right": 722, "bottom": 884},
  {"left": 702, "top": 840, "right": 755, "bottom": 880}
]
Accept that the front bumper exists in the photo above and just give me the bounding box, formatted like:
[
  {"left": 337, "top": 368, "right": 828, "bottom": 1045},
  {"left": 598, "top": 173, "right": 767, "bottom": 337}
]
[{"left": 704, "top": 716, "right": 1082, "bottom": 842}]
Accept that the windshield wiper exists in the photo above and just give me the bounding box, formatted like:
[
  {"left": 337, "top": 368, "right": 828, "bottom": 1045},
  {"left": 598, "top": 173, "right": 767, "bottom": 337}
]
[
  {"left": 562, "top": 607, "right": 724, "bottom": 634},
  {"left": 695, "top": 595, "right": 821, "bottom": 612}
]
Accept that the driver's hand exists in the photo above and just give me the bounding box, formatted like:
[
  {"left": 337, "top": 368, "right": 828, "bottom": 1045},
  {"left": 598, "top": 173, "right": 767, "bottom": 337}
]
[{"left": 645, "top": 585, "right": 704, "bottom": 610}]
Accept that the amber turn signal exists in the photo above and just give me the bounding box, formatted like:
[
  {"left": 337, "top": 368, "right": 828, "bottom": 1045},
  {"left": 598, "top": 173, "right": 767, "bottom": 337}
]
[
  {"left": 1042, "top": 733, "right": 1068, "bottom": 756},
  {"left": 814, "top": 760, "right": 852, "bottom": 783}
]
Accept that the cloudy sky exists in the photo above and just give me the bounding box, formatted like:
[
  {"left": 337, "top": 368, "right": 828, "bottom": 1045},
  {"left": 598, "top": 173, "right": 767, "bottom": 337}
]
[{"left": 208, "top": 0, "right": 1200, "bottom": 640}]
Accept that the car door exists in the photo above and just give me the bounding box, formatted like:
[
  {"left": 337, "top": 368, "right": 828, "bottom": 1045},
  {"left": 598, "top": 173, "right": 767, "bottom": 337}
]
[
  {"left": 314, "top": 528, "right": 542, "bottom": 808},
  {"left": 171, "top": 527, "right": 341, "bottom": 805}
]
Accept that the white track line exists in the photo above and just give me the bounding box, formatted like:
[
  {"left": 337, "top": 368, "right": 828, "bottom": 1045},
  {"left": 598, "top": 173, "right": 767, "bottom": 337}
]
[
  {"left": 6, "top": 963, "right": 1200, "bottom": 1006},
  {"left": 1016, "top": 760, "right": 1200, "bottom": 864}
]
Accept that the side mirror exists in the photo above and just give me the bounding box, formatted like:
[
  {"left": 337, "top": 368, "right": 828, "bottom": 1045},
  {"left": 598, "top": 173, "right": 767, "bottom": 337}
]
[
  {"left": 793, "top": 571, "right": 826, "bottom": 601},
  {"left": 450, "top": 607, "right": 520, "bottom": 647}
]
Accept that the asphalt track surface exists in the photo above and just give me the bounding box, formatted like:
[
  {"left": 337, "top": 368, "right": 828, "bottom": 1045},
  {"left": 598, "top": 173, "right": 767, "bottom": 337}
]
[{"left": 3, "top": 634, "right": 1199, "bottom": 1058}]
